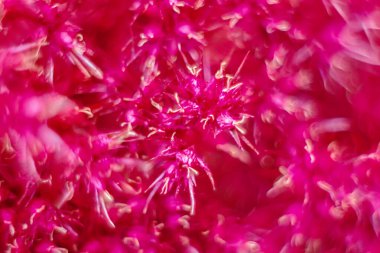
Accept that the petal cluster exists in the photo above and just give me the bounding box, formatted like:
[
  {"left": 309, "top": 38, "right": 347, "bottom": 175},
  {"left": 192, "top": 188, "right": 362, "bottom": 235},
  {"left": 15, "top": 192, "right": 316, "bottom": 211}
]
[{"left": 2, "top": 0, "right": 380, "bottom": 252}]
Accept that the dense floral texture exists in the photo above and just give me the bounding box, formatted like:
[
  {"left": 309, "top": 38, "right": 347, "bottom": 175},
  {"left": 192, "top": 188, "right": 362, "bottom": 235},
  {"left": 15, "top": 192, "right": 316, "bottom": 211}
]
[{"left": 1, "top": 0, "right": 380, "bottom": 252}]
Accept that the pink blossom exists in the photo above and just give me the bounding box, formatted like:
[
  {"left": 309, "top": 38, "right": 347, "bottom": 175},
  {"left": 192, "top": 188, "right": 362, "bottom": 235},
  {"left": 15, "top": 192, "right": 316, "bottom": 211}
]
[{"left": 2, "top": 0, "right": 380, "bottom": 252}]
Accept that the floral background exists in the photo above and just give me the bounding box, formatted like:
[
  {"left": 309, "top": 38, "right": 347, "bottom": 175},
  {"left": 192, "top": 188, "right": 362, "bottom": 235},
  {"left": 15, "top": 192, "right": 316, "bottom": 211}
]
[{"left": 1, "top": 0, "right": 380, "bottom": 252}]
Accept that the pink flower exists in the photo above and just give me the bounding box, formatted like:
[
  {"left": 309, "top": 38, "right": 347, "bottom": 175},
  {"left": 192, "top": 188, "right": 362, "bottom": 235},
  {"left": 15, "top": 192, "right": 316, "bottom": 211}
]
[{"left": 3, "top": 0, "right": 380, "bottom": 252}]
